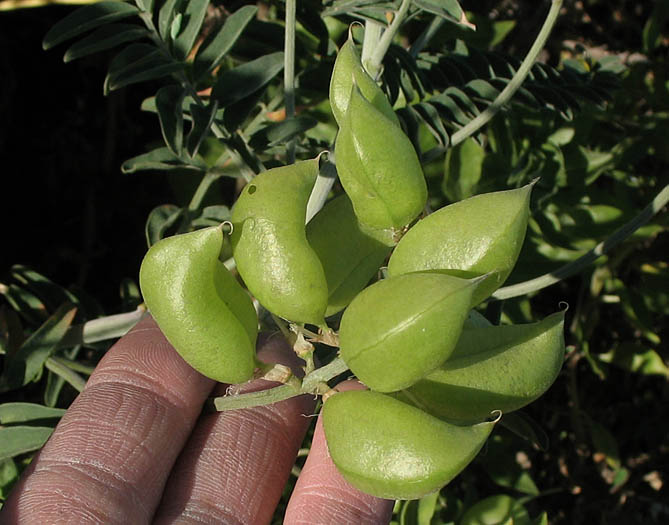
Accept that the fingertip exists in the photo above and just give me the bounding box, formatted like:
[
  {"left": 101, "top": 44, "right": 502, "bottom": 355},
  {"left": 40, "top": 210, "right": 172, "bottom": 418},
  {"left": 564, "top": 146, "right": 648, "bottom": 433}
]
[{"left": 284, "top": 408, "right": 393, "bottom": 525}]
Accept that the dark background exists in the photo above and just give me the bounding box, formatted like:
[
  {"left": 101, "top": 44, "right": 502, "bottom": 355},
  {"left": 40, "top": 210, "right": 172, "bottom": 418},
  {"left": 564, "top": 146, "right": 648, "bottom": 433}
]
[{"left": 1, "top": 6, "right": 172, "bottom": 310}]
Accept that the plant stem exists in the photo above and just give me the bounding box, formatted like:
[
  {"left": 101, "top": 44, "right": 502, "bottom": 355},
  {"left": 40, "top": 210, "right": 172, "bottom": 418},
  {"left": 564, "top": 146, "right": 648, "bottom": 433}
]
[
  {"left": 449, "top": 0, "right": 563, "bottom": 148},
  {"left": 301, "top": 356, "right": 349, "bottom": 392},
  {"left": 187, "top": 170, "right": 221, "bottom": 212},
  {"left": 492, "top": 183, "right": 669, "bottom": 300},
  {"left": 213, "top": 356, "right": 350, "bottom": 411},
  {"left": 284, "top": 0, "right": 297, "bottom": 164},
  {"left": 361, "top": 20, "right": 383, "bottom": 73},
  {"left": 214, "top": 381, "right": 302, "bottom": 411},
  {"left": 367, "top": 0, "right": 413, "bottom": 79},
  {"left": 409, "top": 15, "right": 443, "bottom": 58},
  {"left": 305, "top": 158, "right": 337, "bottom": 223}
]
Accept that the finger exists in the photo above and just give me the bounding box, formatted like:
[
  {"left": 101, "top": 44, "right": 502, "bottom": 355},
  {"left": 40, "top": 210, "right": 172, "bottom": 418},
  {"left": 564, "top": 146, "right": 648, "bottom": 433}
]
[
  {"left": 284, "top": 381, "right": 394, "bottom": 525},
  {"left": 153, "top": 333, "right": 316, "bottom": 525},
  {"left": 1, "top": 316, "right": 215, "bottom": 524}
]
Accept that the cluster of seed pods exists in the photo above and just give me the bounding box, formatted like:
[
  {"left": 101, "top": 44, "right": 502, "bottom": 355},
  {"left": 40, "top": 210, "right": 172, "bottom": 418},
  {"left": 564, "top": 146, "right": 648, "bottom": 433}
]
[{"left": 138, "top": 34, "right": 566, "bottom": 501}]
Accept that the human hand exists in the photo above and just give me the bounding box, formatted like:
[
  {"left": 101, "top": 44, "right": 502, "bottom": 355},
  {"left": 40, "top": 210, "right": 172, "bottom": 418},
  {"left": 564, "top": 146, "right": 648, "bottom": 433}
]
[{"left": 1, "top": 316, "right": 393, "bottom": 524}]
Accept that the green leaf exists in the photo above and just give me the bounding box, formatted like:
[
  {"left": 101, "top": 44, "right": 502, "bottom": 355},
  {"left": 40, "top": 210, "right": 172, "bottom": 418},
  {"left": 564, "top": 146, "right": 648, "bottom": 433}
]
[
  {"left": 135, "top": 0, "right": 154, "bottom": 13},
  {"left": 10, "top": 265, "right": 78, "bottom": 315},
  {"left": 443, "top": 136, "right": 484, "bottom": 201},
  {"left": 44, "top": 369, "right": 68, "bottom": 408},
  {"left": 584, "top": 417, "right": 621, "bottom": 470},
  {"left": 120, "top": 278, "right": 142, "bottom": 310},
  {"left": 158, "top": 0, "right": 181, "bottom": 40},
  {"left": 0, "top": 427, "right": 55, "bottom": 462},
  {"left": 193, "top": 5, "right": 258, "bottom": 79},
  {"left": 0, "top": 403, "right": 65, "bottom": 425},
  {"left": 122, "top": 147, "right": 206, "bottom": 174},
  {"left": 221, "top": 89, "right": 265, "bottom": 131},
  {"left": 481, "top": 435, "right": 539, "bottom": 496},
  {"left": 156, "top": 85, "right": 186, "bottom": 156},
  {"left": 104, "top": 44, "right": 183, "bottom": 94},
  {"left": 172, "top": 0, "right": 209, "bottom": 60},
  {"left": 0, "top": 458, "right": 19, "bottom": 501},
  {"left": 642, "top": 0, "right": 669, "bottom": 52},
  {"left": 417, "top": 492, "right": 440, "bottom": 524},
  {"left": 460, "top": 495, "right": 530, "bottom": 525},
  {"left": 170, "top": 13, "right": 183, "bottom": 41},
  {"left": 465, "top": 78, "right": 500, "bottom": 101},
  {"left": 413, "top": 0, "right": 463, "bottom": 24},
  {"left": 187, "top": 100, "right": 219, "bottom": 157},
  {"left": 211, "top": 51, "right": 284, "bottom": 108},
  {"left": 0, "top": 303, "right": 77, "bottom": 393},
  {"left": 413, "top": 102, "right": 449, "bottom": 147},
  {"left": 597, "top": 343, "right": 669, "bottom": 378},
  {"left": 531, "top": 512, "right": 548, "bottom": 525},
  {"left": 398, "top": 493, "right": 441, "bottom": 525},
  {"left": 248, "top": 116, "right": 318, "bottom": 149},
  {"left": 444, "top": 85, "right": 480, "bottom": 117},
  {"left": 499, "top": 411, "right": 550, "bottom": 451},
  {"left": 1, "top": 284, "right": 48, "bottom": 326},
  {"left": 193, "top": 205, "right": 231, "bottom": 225},
  {"left": 43, "top": 1, "right": 140, "bottom": 50},
  {"left": 145, "top": 204, "right": 183, "bottom": 247},
  {"left": 63, "top": 23, "right": 149, "bottom": 63},
  {"left": 0, "top": 305, "right": 23, "bottom": 357},
  {"left": 431, "top": 92, "right": 470, "bottom": 126}
]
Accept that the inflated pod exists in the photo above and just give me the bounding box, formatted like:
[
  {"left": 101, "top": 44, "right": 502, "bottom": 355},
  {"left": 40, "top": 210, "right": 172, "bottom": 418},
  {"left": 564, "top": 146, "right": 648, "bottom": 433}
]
[
  {"left": 387, "top": 184, "right": 533, "bottom": 306},
  {"left": 397, "top": 311, "right": 566, "bottom": 424},
  {"left": 139, "top": 226, "right": 258, "bottom": 384},
  {"left": 335, "top": 85, "right": 428, "bottom": 231},
  {"left": 338, "top": 272, "right": 480, "bottom": 392},
  {"left": 231, "top": 159, "right": 328, "bottom": 326},
  {"left": 322, "top": 390, "right": 496, "bottom": 500},
  {"left": 306, "top": 194, "right": 393, "bottom": 317},
  {"left": 329, "top": 37, "right": 399, "bottom": 127}
]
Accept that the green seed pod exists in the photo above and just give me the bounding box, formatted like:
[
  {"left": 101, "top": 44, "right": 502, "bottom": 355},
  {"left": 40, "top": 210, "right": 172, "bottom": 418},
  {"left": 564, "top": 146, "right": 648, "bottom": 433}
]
[
  {"left": 306, "top": 194, "right": 393, "bottom": 317},
  {"left": 339, "top": 273, "right": 480, "bottom": 392},
  {"left": 322, "top": 390, "right": 496, "bottom": 500},
  {"left": 329, "top": 37, "right": 399, "bottom": 127},
  {"left": 387, "top": 184, "right": 533, "bottom": 306},
  {"left": 139, "top": 226, "right": 258, "bottom": 384},
  {"left": 231, "top": 159, "right": 328, "bottom": 325},
  {"left": 335, "top": 85, "right": 428, "bottom": 231},
  {"left": 397, "top": 312, "right": 566, "bottom": 424}
]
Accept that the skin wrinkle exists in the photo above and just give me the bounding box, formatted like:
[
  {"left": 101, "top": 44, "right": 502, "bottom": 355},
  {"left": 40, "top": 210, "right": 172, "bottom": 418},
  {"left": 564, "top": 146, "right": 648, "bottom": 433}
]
[
  {"left": 155, "top": 385, "right": 315, "bottom": 525},
  {"left": 24, "top": 459, "right": 152, "bottom": 523},
  {"left": 53, "top": 383, "right": 185, "bottom": 477},
  {"left": 291, "top": 441, "right": 385, "bottom": 525},
  {"left": 165, "top": 504, "right": 247, "bottom": 525},
  {"left": 86, "top": 341, "right": 212, "bottom": 410},
  {"left": 1, "top": 316, "right": 214, "bottom": 524},
  {"left": 285, "top": 382, "right": 393, "bottom": 525},
  {"left": 290, "top": 492, "right": 382, "bottom": 525},
  {"left": 3, "top": 316, "right": 393, "bottom": 524}
]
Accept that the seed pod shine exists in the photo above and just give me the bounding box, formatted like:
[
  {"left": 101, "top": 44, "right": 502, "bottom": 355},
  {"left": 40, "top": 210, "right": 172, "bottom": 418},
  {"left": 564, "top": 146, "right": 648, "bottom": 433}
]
[
  {"left": 339, "top": 273, "right": 478, "bottom": 392},
  {"left": 323, "top": 390, "right": 496, "bottom": 500},
  {"left": 335, "top": 86, "right": 427, "bottom": 231},
  {"left": 398, "top": 312, "right": 566, "bottom": 424},
  {"left": 139, "top": 226, "right": 258, "bottom": 384},
  {"left": 329, "top": 38, "right": 399, "bottom": 127},
  {"left": 306, "top": 194, "right": 392, "bottom": 317},
  {"left": 388, "top": 185, "right": 532, "bottom": 305},
  {"left": 231, "top": 159, "right": 329, "bottom": 325}
]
